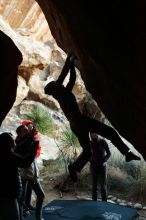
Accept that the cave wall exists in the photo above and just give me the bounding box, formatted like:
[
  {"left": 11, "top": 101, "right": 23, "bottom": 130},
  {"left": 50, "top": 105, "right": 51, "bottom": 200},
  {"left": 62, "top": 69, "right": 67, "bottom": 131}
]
[
  {"left": 0, "top": 1, "right": 146, "bottom": 160},
  {"left": 36, "top": 0, "right": 146, "bottom": 159},
  {"left": 0, "top": 30, "right": 22, "bottom": 124}
]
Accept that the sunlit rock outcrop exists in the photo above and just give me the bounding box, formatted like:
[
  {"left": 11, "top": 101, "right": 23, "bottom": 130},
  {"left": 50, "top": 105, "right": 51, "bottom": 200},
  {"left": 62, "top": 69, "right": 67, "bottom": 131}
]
[
  {"left": 0, "top": 0, "right": 52, "bottom": 41},
  {"left": 14, "top": 75, "right": 29, "bottom": 106},
  {"left": 0, "top": 17, "right": 52, "bottom": 77},
  {"left": 0, "top": 16, "right": 91, "bottom": 124}
]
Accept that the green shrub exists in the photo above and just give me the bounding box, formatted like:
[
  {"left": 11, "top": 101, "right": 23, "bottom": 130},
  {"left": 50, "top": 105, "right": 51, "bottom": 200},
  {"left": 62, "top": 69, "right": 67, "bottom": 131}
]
[
  {"left": 107, "top": 166, "right": 133, "bottom": 194},
  {"left": 24, "top": 105, "right": 54, "bottom": 135},
  {"left": 130, "top": 179, "right": 146, "bottom": 203},
  {"left": 54, "top": 127, "right": 81, "bottom": 175},
  {"left": 61, "top": 127, "right": 80, "bottom": 149},
  {"left": 108, "top": 147, "right": 141, "bottom": 180},
  {"left": 42, "top": 158, "right": 65, "bottom": 176},
  {"left": 129, "top": 162, "right": 146, "bottom": 203},
  {"left": 108, "top": 147, "right": 125, "bottom": 169},
  {"left": 59, "top": 127, "right": 81, "bottom": 164}
]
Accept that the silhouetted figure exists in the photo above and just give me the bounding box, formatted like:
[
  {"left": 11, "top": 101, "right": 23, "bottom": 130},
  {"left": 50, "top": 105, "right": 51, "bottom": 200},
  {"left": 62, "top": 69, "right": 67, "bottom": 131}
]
[
  {"left": 0, "top": 132, "right": 38, "bottom": 220},
  {"left": 0, "top": 30, "right": 22, "bottom": 125},
  {"left": 44, "top": 54, "right": 140, "bottom": 182},
  {"left": 21, "top": 120, "right": 42, "bottom": 214},
  {"left": 15, "top": 124, "right": 33, "bottom": 219},
  {"left": 90, "top": 133, "right": 111, "bottom": 201},
  {"left": 22, "top": 120, "right": 41, "bottom": 158},
  {"left": 15, "top": 125, "right": 45, "bottom": 220}
]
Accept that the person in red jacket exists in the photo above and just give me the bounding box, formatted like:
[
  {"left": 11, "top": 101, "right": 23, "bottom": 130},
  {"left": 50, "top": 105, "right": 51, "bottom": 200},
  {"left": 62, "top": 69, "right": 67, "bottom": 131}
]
[
  {"left": 15, "top": 124, "right": 44, "bottom": 220},
  {"left": 21, "top": 120, "right": 42, "bottom": 213},
  {"left": 22, "top": 120, "right": 41, "bottom": 158}
]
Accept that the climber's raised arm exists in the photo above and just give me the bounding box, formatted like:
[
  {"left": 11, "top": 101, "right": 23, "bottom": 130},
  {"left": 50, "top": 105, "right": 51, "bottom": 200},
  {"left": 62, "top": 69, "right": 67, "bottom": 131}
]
[
  {"left": 57, "top": 53, "right": 72, "bottom": 85},
  {"left": 66, "top": 62, "right": 76, "bottom": 91}
]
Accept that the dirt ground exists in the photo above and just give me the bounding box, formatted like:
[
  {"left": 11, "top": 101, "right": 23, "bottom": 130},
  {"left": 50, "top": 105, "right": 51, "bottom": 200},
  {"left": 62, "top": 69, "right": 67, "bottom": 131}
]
[{"left": 38, "top": 178, "right": 146, "bottom": 220}]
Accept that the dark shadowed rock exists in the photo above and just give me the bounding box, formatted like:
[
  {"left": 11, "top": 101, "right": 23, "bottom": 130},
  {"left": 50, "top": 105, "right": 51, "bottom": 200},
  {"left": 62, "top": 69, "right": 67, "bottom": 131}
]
[
  {"left": 0, "top": 1, "right": 146, "bottom": 161},
  {"left": 0, "top": 30, "right": 22, "bottom": 125},
  {"left": 36, "top": 0, "right": 146, "bottom": 160}
]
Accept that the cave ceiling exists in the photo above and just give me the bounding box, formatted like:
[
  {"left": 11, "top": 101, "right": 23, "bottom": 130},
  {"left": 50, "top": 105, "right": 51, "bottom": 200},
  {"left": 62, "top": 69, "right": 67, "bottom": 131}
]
[
  {"left": 34, "top": 0, "right": 146, "bottom": 160},
  {"left": 0, "top": 0, "right": 146, "bottom": 160}
]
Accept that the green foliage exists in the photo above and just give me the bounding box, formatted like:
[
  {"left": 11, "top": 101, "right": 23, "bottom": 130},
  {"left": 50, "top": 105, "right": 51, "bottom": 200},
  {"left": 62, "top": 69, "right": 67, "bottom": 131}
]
[
  {"left": 55, "top": 127, "right": 81, "bottom": 174},
  {"left": 108, "top": 148, "right": 125, "bottom": 169},
  {"left": 42, "top": 159, "right": 64, "bottom": 174},
  {"left": 108, "top": 147, "right": 140, "bottom": 179},
  {"left": 107, "top": 166, "right": 133, "bottom": 194},
  {"left": 107, "top": 147, "right": 146, "bottom": 202},
  {"left": 24, "top": 105, "right": 54, "bottom": 135},
  {"left": 130, "top": 180, "right": 146, "bottom": 203},
  {"left": 129, "top": 162, "right": 146, "bottom": 203},
  {"left": 59, "top": 127, "right": 81, "bottom": 163},
  {"left": 61, "top": 127, "right": 80, "bottom": 149}
]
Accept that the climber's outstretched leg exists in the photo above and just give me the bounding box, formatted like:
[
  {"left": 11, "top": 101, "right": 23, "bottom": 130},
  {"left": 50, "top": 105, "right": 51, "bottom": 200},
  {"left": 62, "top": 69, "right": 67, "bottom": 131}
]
[{"left": 86, "top": 117, "right": 141, "bottom": 162}]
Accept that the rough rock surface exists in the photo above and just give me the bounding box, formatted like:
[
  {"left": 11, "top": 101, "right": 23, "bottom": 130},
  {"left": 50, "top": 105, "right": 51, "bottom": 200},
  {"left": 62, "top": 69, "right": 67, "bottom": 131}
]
[
  {"left": 35, "top": 0, "right": 146, "bottom": 160},
  {"left": 0, "top": 1, "right": 146, "bottom": 160}
]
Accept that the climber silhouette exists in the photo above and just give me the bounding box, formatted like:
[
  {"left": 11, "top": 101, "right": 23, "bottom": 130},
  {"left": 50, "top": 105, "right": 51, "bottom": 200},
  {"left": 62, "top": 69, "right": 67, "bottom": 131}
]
[{"left": 44, "top": 53, "right": 140, "bottom": 182}]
